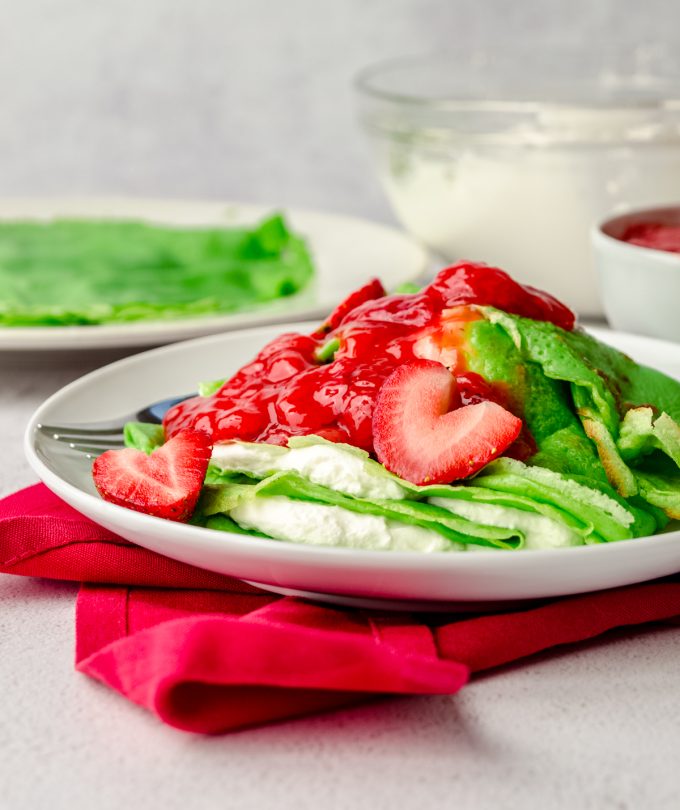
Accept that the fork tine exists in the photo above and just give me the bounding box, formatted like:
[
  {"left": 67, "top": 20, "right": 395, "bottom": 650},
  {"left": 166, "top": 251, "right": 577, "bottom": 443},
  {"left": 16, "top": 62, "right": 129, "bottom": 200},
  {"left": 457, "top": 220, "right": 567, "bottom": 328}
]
[
  {"left": 38, "top": 423, "right": 126, "bottom": 437},
  {"left": 35, "top": 392, "right": 192, "bottom": 448},
  {"left": 69, "top": 444, "right": 124, "bottom": 456},
  {"left": 57, "top": 436, "right": 126, "bottom": 447},
  {"left": 37, "top": 422, "right": 126, "bottom": 458},
  {"left": 39, "top": 431, "right": 125, "bottom": 445},
  {"left": 58, "top": 439, "right": 125, "bottom": 450},
  {"left": 35, "top": 392, "right": 192, "bottom": 457},
  {"left": 37, "top": 427, "right": 126, "bottom": 449}
]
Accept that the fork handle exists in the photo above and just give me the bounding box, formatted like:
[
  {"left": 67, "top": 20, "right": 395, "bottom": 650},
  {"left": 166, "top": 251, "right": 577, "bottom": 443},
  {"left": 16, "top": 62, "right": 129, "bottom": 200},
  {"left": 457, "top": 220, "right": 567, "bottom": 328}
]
[{"left": 136, "top": 394, "right": 193, "bottom": 424}]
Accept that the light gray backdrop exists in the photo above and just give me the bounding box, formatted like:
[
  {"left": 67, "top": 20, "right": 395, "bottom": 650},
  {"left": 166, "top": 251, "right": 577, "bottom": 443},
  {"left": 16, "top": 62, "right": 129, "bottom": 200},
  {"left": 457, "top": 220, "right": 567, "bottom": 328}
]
[{"left": 2, "top": 0, "right": 680, "bottom": 221}]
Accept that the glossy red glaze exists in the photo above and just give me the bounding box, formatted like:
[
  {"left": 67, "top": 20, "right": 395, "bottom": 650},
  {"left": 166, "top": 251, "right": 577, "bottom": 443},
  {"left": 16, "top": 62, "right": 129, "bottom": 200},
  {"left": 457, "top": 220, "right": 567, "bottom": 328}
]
[
  {"left": 314, "top": 276, "right": 386, "bottom": 336},
  {"left": 426, "top": 262, "right": 575, "bottom": 331},
  {"left": 164, "top": 263, "right": 575, "bottom": 453}
]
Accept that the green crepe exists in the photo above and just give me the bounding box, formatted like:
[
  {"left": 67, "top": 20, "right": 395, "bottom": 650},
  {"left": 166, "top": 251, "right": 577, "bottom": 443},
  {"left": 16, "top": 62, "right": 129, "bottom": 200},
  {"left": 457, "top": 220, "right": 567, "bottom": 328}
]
[
  {"left": 191, "top": 436, "right": 653, "bottom": 551},
  {"left": 0, "top": 213, "right": 314, "bottom": 326},
  {"left": 475, "top": 309, "right": 680, "bottom": 519}
]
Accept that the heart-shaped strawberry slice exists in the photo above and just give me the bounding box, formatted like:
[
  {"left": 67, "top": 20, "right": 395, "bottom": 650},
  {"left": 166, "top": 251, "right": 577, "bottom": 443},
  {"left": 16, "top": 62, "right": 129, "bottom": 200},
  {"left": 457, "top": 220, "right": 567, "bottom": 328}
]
[
  {"left": 93, "top": 429, "right": 212, "bottom": 521},
  {"left": 372, "top": 360, "right": 522, "bottom": 485}
]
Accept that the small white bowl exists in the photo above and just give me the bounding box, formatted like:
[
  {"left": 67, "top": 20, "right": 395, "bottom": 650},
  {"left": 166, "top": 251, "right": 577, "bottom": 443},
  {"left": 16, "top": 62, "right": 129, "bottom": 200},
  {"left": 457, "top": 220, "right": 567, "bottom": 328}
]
[{"left": 592, "top": 206, "right": 680, "bottom": 342}]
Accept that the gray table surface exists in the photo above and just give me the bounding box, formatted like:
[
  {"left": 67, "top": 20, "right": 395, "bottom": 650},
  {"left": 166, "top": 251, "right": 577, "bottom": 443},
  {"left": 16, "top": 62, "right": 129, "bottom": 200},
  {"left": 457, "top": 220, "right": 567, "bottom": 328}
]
[{"left": 1, "top": 346, "right": 680, "bottom": 810}]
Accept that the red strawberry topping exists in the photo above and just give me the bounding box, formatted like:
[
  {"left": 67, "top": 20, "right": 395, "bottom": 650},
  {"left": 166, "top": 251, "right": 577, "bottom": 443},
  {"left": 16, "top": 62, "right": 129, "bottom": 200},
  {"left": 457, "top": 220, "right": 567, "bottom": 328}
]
[
  {"left": 92, "top": 429, "right": 212, "bottom": 521},
  {"left": 427, "top": 262, "right": 575, "bottom": 331},
  {"left": 315, "top": 277, "right": 386, "bottom": 335},
  {"left": 164, "top": 262, "right": 573, "bottom": 452},
  {"left": 372, "top": 360, "right": 522, "bottom": 485}
]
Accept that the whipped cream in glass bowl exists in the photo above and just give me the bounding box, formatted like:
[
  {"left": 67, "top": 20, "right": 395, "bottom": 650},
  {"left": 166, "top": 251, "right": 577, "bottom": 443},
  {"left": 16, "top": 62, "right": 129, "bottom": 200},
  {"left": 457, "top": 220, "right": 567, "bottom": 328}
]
[{"left": 355, "top": 53, "right": 680, "bottom": 317}]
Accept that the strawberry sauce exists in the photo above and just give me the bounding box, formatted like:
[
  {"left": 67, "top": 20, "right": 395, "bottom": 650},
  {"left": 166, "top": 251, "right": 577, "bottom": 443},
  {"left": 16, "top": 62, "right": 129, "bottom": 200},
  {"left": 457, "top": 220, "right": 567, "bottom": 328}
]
[
  {"left": 163, "top": 262, "right": 575, "bottom": 453},
  {"left": 621, "top": 222, "right": 680, "bottom": 254}
]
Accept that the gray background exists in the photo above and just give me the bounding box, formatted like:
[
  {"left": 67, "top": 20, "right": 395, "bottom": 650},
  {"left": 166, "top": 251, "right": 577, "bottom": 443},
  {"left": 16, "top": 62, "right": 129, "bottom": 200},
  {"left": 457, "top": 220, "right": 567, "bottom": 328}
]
[{"left": 2, "top": 0, "right": 680, "bottom": 222}]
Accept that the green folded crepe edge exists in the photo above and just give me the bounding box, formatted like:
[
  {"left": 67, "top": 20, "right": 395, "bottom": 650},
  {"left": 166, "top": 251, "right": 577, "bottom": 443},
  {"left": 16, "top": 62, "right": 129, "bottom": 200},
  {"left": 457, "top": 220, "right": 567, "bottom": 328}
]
[{"left": 478, "top": 309, "right": 680, "bottom": 521}]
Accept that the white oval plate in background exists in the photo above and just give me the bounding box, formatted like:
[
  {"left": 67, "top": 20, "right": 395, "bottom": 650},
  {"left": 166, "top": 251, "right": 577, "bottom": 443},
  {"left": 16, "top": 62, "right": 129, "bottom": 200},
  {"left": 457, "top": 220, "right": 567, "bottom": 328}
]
[
  {"left": 0, "top": 198, "right": 428, "bottom": 351},
  {"left": 25, "top": 323, "right": 680, "bottom": 609}
]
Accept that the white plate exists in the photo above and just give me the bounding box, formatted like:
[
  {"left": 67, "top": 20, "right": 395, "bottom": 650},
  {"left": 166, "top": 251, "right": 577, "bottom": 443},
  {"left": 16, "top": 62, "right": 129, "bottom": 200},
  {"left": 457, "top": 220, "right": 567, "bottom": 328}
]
[
  {"left": 0, "top": 198, "right": 427, "bottom": 351},
  {"left": 25, "top": 324, "right": 680, "bottom": 609}
]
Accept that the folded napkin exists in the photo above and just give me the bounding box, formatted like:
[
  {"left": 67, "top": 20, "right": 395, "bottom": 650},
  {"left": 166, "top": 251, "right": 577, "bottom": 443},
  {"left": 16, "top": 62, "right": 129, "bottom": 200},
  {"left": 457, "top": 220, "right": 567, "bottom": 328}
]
[{"left": 3, "top": 483, "right": 680, "bottom": 734}]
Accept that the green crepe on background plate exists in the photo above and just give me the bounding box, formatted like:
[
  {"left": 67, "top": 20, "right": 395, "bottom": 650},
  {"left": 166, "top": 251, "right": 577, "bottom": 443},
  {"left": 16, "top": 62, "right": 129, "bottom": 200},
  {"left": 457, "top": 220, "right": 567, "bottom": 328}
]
[{"left": 0, "top": 213, "right": 314, "bottom": 326}]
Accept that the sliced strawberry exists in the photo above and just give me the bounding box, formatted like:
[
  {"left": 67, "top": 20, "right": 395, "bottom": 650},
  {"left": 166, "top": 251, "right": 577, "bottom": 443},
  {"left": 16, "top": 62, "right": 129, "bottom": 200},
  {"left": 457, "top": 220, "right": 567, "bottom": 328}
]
[
  {"left": 92, "top": 429, "right": 212, "bottom": 521},
  {"left": 372, "top": 360, "right": 522, "bottom": 485},
  {"left": 314, "top": 278, "right": 386, "bottom": 336}
]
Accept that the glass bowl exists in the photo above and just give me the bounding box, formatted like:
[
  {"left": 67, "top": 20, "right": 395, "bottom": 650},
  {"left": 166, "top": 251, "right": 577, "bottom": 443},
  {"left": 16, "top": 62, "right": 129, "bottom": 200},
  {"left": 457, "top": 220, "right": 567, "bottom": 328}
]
[{"left": 355, "top": 53, "right": 680, "bottom": 316}]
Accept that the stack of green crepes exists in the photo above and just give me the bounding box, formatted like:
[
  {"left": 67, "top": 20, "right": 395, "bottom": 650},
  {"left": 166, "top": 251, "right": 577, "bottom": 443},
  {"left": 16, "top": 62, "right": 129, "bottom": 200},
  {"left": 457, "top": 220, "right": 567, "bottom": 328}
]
[{"left": 122, "top": 303, "right": 680, "bottom": 552}]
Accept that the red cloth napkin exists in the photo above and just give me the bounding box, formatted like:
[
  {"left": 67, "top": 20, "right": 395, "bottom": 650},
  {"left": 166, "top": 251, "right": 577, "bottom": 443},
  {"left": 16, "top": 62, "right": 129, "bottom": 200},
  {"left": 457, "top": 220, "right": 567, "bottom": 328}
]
[{"left": 3, "top": 483, "right": 680, "bottom": 734}]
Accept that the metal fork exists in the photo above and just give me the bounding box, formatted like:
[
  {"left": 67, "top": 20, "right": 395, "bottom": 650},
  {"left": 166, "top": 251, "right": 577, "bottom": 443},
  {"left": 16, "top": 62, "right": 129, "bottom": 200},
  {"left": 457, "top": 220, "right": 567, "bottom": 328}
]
[{"left": 37, "top": 393, "right": 193, "bottom": 456}]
